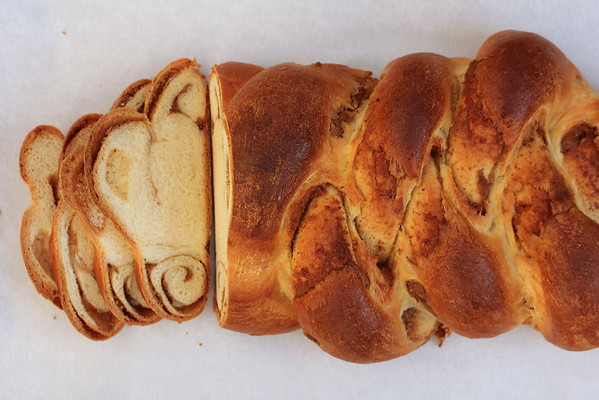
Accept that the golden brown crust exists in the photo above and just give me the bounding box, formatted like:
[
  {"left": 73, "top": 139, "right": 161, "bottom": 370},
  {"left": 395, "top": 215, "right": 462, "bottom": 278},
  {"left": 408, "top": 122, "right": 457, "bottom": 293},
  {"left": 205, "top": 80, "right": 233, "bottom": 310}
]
[
  {"left": 295, "top": 268, "right": 401, "bottom": 363},
  {"left": 503, "top": 131, "right": 599, "bottom": 349},
  {"left": 211, "top": 62, "right": 299, "bottom": 334},
  {"left": 227, "top": 62, "right": 373, "bottom": 241},
  {"left": 533, "top": 209, "right": 599, "bottom": 349},
  {"left": 214, "top": 62, "right": 264, "bottom": 112},
  {"left": 561, "top": 120, "right": 599, "bottom": 214},
  {"left": 352, "top": 51, "right": 524, "bottom": 340},
  {"left": 418, "top": 209, "right": 521, "bottom": 337},
  {"left": 219, "top": 30, "right": 599, "bottom": 362},
  {"left": 361, "top": 54, "right": 453, "bottom": 180},
  {"left": 219, "top": 269, "right": 299, "bottom": 335}
]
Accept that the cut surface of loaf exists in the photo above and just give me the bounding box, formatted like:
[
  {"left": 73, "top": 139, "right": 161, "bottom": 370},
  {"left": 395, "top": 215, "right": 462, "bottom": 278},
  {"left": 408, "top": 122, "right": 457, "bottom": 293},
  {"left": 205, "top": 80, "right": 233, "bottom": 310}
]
[
  {"left": 212, "top": 31, "right": 599, "bottom": 362},
  {"left": 19, "top": 126, "right": 64, "bottom": 307},
  {"left": 85, "top": 59, "right": 211, "bottom": 321}
]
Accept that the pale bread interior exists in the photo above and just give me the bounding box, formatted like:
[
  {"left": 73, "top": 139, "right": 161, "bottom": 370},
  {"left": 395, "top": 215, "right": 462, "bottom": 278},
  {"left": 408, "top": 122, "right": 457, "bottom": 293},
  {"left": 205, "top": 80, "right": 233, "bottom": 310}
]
[{"left": 93, "top": 69, "right": 208, "bottom": 315}]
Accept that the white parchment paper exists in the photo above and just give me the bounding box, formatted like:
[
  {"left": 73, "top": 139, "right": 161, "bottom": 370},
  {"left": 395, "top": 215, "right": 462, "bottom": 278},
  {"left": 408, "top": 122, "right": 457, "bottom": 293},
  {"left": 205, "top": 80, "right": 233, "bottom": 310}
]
[{"left": 1, "top": 1, "right": 597, "bottom": 398}]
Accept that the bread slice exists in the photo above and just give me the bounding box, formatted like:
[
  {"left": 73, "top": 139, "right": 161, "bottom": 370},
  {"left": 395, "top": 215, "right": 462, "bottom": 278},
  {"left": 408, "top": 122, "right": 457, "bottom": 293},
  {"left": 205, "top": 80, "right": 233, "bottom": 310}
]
[
  {"left": 51, "top": 114, "right": 124, "bottom": 339},
  {"left": 19, "top": 125, "right": 64, "bottom": 307},
  {"left": 69, "top": 81, "right": 160, "bottom": 326},
  {"left": 85, "top": 59, "right": 211, "bottom": 321},
  {"left": 111, "top": 79, "right": 152, "bottom": 112}
]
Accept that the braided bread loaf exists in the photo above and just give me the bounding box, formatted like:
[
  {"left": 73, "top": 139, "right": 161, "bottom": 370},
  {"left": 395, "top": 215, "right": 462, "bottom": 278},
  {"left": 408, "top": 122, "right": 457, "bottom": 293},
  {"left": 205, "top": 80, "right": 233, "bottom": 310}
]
[
  {"left": 20, "top": 59, "right": 211, "bottom": 338},
  {"left": 211, "top": 30, "right": 599, "bottom": 362}
]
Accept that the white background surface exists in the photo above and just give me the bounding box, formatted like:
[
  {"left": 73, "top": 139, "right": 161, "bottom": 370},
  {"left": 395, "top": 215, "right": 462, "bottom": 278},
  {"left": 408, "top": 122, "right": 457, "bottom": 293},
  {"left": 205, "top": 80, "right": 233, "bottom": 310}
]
[{"left": 1, "top": 1, "right": 598, "bottom": 398}]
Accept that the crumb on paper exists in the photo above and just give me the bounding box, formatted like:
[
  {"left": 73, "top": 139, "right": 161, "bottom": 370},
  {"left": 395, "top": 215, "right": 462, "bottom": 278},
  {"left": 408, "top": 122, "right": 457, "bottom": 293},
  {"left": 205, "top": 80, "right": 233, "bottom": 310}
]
[
  {"left": 52, "top": 315, "right": 57, "bottom": 320},
  {"left": 62, "top": 31, "right": 67, "bottom": 35},
  {"left": 198, "top": 343, "right": 203, "bottom": 347},
  {"left": 434, "top": 324, "right": 451, "bottom": 347},
  {"left": 185, "top": 331, "right": 189, "bottom": 335}
]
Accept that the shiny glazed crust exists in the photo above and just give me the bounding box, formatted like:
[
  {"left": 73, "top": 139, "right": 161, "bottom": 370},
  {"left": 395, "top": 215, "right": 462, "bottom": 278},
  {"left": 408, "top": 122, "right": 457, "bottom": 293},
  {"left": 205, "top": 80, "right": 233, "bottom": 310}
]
[{"left": 213, "top": 31, "right": 599, "bottom": 362}]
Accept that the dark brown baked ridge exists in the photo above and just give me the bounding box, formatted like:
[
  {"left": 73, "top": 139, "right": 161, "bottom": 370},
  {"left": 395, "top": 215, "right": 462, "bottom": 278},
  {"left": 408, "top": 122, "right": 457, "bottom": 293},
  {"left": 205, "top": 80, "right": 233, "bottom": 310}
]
[
  {"left": 352, "top": 53, "right": 457, "bottom": 261},
  {"left": 448, "top": 31, "right": 577, "bottom": 217}
]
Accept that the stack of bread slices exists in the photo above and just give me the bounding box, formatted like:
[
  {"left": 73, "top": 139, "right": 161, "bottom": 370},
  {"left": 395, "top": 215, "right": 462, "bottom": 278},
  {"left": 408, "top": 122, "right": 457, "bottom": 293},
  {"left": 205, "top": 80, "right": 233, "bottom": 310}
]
[{"left": 19, "top": 59, "right": 211, "bottom": 339}]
